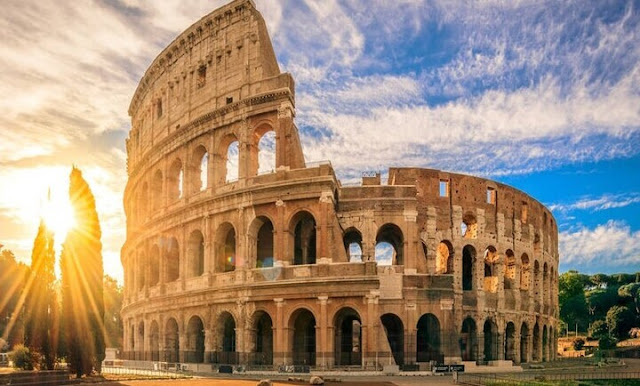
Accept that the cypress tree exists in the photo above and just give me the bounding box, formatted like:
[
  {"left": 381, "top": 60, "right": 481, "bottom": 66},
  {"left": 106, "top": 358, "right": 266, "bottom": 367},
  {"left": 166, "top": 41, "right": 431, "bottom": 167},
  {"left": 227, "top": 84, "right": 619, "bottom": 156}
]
[
  {"left": 60, "top": 167, "right": 105, "bottom": 377},
  {"left": 25, "top": 217, "right": 58, "bottom": 369}
]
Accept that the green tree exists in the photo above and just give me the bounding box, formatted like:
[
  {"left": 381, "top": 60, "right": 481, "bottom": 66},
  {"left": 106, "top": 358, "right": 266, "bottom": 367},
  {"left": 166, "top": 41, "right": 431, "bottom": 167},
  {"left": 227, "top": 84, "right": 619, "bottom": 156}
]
[
  {"left": 618, "top": 282, "right": 640, "bottom": 315},
  {"left": 0, "top": 249, "right": 30, "bottom": 348},
  {"left": 103, "top": 275, "right": 123, "bottom": 350},
  {"left": 24, "top": 219, "right": 58, "bottom": 369},
  {"left": 588, "top": 319, "right": 608, "bottom": 339},
  {"left": 559, "top": 270, "right": 590, "bottom": 331},
  {"left": 585, "top": 287, "right": 620, "bottom": 322},
  {"left": 606, "top": 305, "right": 635, "bottom": 340},
  {"left": 61, "top": 167, "right": 105, "bottom": 377}
]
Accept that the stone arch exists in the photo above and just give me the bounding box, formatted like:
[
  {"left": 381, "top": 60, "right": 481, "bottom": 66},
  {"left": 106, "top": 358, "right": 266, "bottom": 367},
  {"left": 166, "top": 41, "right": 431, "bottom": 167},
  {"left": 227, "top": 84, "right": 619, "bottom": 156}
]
[
  {"left": 215, "top": 222, "right": 237, "bottom": 272},
  {"left": 152, "top": 169, "right": 163, "bottom": 211},
  {"left": 504, "top": 249, "right": 516, "bottom": 290},
  {"left": 137, "top": 251, "right": 146, "bottom": 291},
  {"left": 483, "top": 319, "right": 499, "bottom": 362},
  {"left": 462, "top": 212, "right": 478, "bottom": 239},
  {"left": 436, "top": 240, "right": 454, "bottom": 274},
  {"left": 375, "top": 223, "right": 404, "bottom": 265},
  {"left": 290, "top": 210, "right": 317, "bottom": 265},
  {"left": 186, "top": 315, "right": 205, "bottom": 363},
  {"left": 520, "top": 322, "right": 529, "bottom": 363},
  {"left": 416, "top": 313, "right": 441, "bottom": 363},
  {"left": 333, "top": 307, "right": 362, "bottom": 366},
  {"left": 343, "top": 227, "right": 363, "bottom": 263},
  {"left": 165, "top": 237, "right": 180, "bottom": 282},
  {"left": 187, "top": 230, "right": 205, "bottom": 277},
  {"left": 380, "top": 313, "right": 404, "bottom": 366},
  {"left": 254, "top": 124, "right": 276, "bottom": 175},
  {"left": 250, "top": 216, "right": 275, "bottom": 268},
  {"left": 543, "top": 262, "right": 549, "bottom": 302},
  {"left": 542, "top": 325, "right": 548, "bottom": 362},
  {"left": 520, "top": 253, "right": 530, "bottom": 290},
  {"left": 504, "top": 321, "right": 516, "bottom": 362},
  {"left": 189, "top": 144, "right": 208, "bottom": 193},
  {"left": 149, "top": 244, "right": 160, "bottom": 286},
  {"left": 532, "top": 322, "right": 540, "bottom": 362},
  {"left": 149, "top": 320, "right": 160, "bottom": 361},
  {"left": 289, "top": 308, "right": 317, "bottom": 366},
  {"left": 461, "top": 317, "right": 478, "bottom": 361},
  {"left": 220, "top": 134, "right": 239, "bottom": 183},
  {"left": 165, "top": 318, "right": 179, "bottom": 363},
  {"left": 249, "top": 310, "right": 273, "bottom": 365},
  {"left": 168, "top": 158, "right": 183, "bottom": 201},
  {"left": 137, "top": 321, "right": 145, "bottom": 360},
  {"left": 215, "top": 311, "right": 237, "bottom": 364},
  {"left": 484, "top": 246, "right": 498, "bottom": 278},
  {"left": 462, "top": 245, "right": 476, "bottom": 291},
  {"left": 534, "top": 260, "right": 541, "bottom": 300}
]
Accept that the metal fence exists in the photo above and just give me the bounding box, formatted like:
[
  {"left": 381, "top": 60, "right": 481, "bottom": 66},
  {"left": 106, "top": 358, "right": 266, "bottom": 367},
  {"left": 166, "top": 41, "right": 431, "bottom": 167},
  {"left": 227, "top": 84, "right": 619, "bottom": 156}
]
[
  {"left": 102, "top": 365, "right": 188, "bottom": 378},
  {"left": 457, "top": 370, "right": 640, "bottom": 385}
]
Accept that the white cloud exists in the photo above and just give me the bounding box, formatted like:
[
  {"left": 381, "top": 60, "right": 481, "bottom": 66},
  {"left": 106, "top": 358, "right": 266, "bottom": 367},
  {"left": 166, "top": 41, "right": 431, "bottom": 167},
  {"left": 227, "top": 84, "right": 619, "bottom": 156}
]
[
  {"left": 550, "top": 193, "right": 640, "bottom": 213},
  {"left": 559, "top": 221, "right": 640, "bottom": 268}
]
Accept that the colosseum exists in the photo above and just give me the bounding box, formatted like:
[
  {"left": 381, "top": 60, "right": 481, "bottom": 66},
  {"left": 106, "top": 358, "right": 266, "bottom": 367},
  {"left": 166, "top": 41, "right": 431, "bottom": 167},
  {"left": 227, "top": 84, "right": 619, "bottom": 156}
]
[{"left": 121, "top": 0, "right": 559, "bottom": 372}]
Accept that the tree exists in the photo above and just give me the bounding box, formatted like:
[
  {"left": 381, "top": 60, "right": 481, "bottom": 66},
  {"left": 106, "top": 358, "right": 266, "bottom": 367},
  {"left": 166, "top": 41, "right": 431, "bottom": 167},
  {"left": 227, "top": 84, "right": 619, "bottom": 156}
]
[
  {"left": 103, "top": 275, "right": 123, "bottom": 350},
  {"left": 588, "top": 320, "right": 608, "bottom": 340},
  {"left": 585, "top": 287, "right": 620, "bottom": 322},
  {"left": 24, "top": 219, "right": 58, "bottom": 369},
  {"left": 60, "top": 167, "right": 105, "bottom": 377},
  {"left": 618, "top": 283, "right": 640, "bottom": 315},
  {"left": 606, "top": 305, "right": 635, "bottom": 340},
  {"left": 0, "top": 249, "right": 30, "bottom": 348},
  {"left": 559, "top": 271, "right": 590, "bottom": 331}
]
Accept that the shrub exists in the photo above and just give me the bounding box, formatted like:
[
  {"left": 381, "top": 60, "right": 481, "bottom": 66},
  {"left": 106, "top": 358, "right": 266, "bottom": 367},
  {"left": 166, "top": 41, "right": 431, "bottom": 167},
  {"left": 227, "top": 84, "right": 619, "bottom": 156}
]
[
  {"left": 572, "top": 337, "right": 585, "bottom": 350},
  {"left": 589, "top": 320, "right": 608, "bottom": 339},
  {"left": 9, "top": 345, "right": 41, "bottom": 370},
  {"left": 598, "top": 335, "right": 617, "bottom": 350}
]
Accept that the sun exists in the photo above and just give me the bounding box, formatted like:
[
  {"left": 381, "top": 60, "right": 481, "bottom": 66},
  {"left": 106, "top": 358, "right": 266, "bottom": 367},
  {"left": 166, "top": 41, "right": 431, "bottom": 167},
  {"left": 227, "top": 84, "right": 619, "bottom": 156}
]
[{"left": 42, "top": 188, "right": 75, "bottom": 241}]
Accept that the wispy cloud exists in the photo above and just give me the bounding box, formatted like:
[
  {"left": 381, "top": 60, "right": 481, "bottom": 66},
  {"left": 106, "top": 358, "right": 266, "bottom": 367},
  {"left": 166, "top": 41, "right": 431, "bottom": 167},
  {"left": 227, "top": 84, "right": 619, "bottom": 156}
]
[{"left": 550, "top": 193, "right": 640, "bottom": 213}]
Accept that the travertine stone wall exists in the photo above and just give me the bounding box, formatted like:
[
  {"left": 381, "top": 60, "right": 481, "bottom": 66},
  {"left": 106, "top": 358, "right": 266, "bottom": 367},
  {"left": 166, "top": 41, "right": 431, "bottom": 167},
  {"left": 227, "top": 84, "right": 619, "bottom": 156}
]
[{"left": 121, "top": 0, "right": 559, "bottom": 370}]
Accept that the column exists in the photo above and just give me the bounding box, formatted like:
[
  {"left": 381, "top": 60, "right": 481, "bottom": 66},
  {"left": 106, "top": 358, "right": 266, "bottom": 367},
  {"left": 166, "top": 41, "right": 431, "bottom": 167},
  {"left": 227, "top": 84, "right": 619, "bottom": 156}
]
[
  {"left": 318, "top": 296, "right": 329, "bottom": 369},
  {"left": 274, "top": 298, "right": 285, "bottom": 365}
]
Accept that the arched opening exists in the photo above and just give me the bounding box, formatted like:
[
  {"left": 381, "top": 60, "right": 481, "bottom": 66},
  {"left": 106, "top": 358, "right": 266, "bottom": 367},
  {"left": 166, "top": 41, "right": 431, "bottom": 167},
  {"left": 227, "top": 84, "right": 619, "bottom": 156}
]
[
  {"left": 137, "top": 322, "right": 144, "bottom": 360},
  {"left": 548, "top": 326, "right": 555, "bottom": 361},
  {"left": 149, "top": 244, "right": 160, "bottom": 286},
  {"left": 484, "top": 246, "right": 498, "bottom": 293},
  {"left": 165, "top": 237, "right": 180, "bottom": 282},
  {"left": 334, "top": 307, "right": 362, "bottom": 366},
  {"left": 290, "top": 309, "right": 316, "bottom": 366},
  {"left": 520, "top": 322, "right": 529, "bottom": 363},
  {"left": 542, "top": 325, "right": 548, "bottom": 362},
  {"left": 215, "top": 312, "right": 237, "bottom": 364},
  {"left": 520, "top": 254, "right": 530, "bottom": 290},
  {"left": 137, "top": 252, "right": 146, "bottom": 291},
  {"left": 226, "top": 141, "right": 239, "bottom": 183},
  {"left": 254, "top": 217, "right": 274, "bottom": 268},
  {"left": 504, "top": 250, "right": 516, "bottom": 290},
  {"left": 416, "top": 313, "right": 441, "bottom": 363},
  {"left": 150, "top": 321, "right": 160, "bottom": 361},
  {"left": 534, "top": 261, "right": 541, "bottom": 300},
  {"left": 152, "top": 170, "right": 163, "bottom": 211},
  {"left": 168, "top": 158, "right": 183, "bottom": 201},
  {"left": 462, "top": 245, "right": 476, "bottom": 291},
  {"left": 190, "top": 145, "right": 208, "bottom": 193},
  {"left": 291, "top": 211, "right": 316, "bottom": 265},
  {"left": 505, "top": 322, "right": 516, "bottom": 362},
  {"left": 139, "top": 182, "right": 148, "bottom": 221},
  {"left": 483, "top": 319, "right": 499, "bottom": 362},
  {"left": 186, "top": 316, "right": 205, "bottom": 363},
  {"left": 165, "top": 318, "right": 179, "bottom": 363},
  {"left": 250, "top": 311, "right": 273, "bottom": 365},
  {"left": 436, "top": 240, "right": 454, "bottom": 274},
  {"left": 257, "top": 130, "right": 276, "bottom": 174},
  {"left": 380, "top": 313, "right": 404, "bottom": 366},
  {"left": 187, "top": 230, "right": 205, "bottom": 277},
  {"left": 129, "top": 324, "right": 135, "bottom": 358},
  {"left": 343, "top": 228, "right": 363, "bottom": 262},
  {"left": 216, "top": 223, "right": 236, "bottom": 272},
  {"left": 461, "top": 212, "right": 477, "bottom": 239},
  {"left": 461, "top": 317, "right": 478, "bottom": 362},
  {"left": 532, "top": 323, "right": 540, "bottom": 362},
  {"left": 376, "top": 223, "right": 404, "bottom": 265},
  {"left": 543, "top": 263, "right": 549, "bottom": 302}
]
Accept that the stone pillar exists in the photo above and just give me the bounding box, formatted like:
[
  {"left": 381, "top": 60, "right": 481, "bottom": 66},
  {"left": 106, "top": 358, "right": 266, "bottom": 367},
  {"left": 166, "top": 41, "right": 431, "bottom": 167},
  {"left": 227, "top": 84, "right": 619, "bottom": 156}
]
[
  {"left": 403, "top": 208, "right": 418, "bottom": 269},
  {"left": 425, "top": 206, "right": 437, "bottom": 274},
  {"left": 364, "top": 292, "right": 379, "bottom": 369},
  {"left": 318, "top": 193, "right": 333, "bottom": 261},
  {"left": 275, "top": 200, "right": 287, "bottom": 264},
  {"left": 273, "top": 298, "right": 285, "bottom": 365},
  {"left": 513, "top": 330, "right": 521, "bottom": 364},
  {"left": 405, "top": 303, "right": 416, "bottom": 365},
  {"left": 318, "top": 296, "right": 329, "bottom": 369}
]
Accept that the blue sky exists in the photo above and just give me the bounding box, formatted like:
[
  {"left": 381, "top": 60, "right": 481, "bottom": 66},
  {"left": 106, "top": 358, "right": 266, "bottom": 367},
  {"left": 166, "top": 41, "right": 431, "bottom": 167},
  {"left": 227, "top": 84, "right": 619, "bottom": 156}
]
[{"left": 0, "top": 0, "right": 638, "bottom": 281}]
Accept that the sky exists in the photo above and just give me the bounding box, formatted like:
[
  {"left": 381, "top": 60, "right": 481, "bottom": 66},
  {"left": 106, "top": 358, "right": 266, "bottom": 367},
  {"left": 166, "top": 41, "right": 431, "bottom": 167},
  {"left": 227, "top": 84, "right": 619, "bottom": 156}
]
[{"left": 0, "top": 0, "right": 638, "bottom": 283}]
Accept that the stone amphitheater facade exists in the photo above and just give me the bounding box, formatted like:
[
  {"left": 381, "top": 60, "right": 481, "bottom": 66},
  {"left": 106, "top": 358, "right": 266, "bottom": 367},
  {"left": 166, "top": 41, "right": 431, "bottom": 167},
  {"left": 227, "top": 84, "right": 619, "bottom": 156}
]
[{"left": 121, "top": 0, "right": 559, "bottom": 371}]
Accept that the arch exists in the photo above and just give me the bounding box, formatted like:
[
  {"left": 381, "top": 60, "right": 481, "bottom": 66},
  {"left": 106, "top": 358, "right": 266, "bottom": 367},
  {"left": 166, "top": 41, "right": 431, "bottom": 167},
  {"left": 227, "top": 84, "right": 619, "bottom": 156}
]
[
  {"left": 483, "top": 319, "right": 499, "bottom": 362},
  {"left": 186, "top": 316, "right": 205, "bottom": 363},
  {"left": 214, "top": 312, "right": 237, "bottom": 364},
  {"left": 150, "top": 320, "right": 160, "bottom": 361},
  {"left": 250, "top": 311, "right": 273, "bottom": 365},
  {"left": 225, "top": 140, "right": 240, "bottom": 183},
  {"left": 290, "top": 211, "right": 317, "bottom": 265},
  {"left": 334, "top": 307, "right": 362, "bottom": 366},
  {"left": 461, "top": 212, "right": 477, "bottom": 239},
  {"left": 290, "top": 308, "right": 316, "bottom": 366},
  {"left": 149, "top": 245, "right": 160, "bottom": 286},
  {"left": 165, "top": 237, "right": 180, "bottom": 282},
  {"left": 168, "top": 158, "right": 183, "bottom": 201},
  {"left": 520, "top": 322, "right": 529, "bottom": 363},
  {"left": 462, "top": 245, "right": 476, "bottom": 291},
  {"left": 520, "top": 254, "right": 530, "bottom": 290},
  {"left": 137, "top": 252, "right": 146, "bottom": 291},
  {"left": 416, "top": 313, "right": 441, "bottom": 363},
  {"left": 504, "top": 249, "right": 516, "bottom": 290},
  {"left": 152, "top": 169, "right": 163, "bottom": 211},
  {"left": 165, "top": 318, "right": 179, "bottom": 363},
  {"left": 548, "top": 326, "right": 555, "bottom": 361},
  {"left": 532, "top": 323, "right": 540, "bottom": 362},
  {"left": 436, "top": 240, "right": 454, "bottom": 274},
  {"left": 257, "top": 129, "right": 276, "bottom": 175},
  {"left": 343, "top": 227, "right": 363, "bottom": 263},
  {"left": 216, "top": 223, "right": 237, "bottom": 272},
  {"left": 380, "top": 313, "right": 404, "bottom": 366},
  {"left": 484, "top": 246, "right": 497, "bottom": 277},
  {"left": 137, "top": 321, "right": 145, "bottom": 360},
  {"left": 461, "top": 317, "right": 478, "bottom": 361},
  {"left": 534, "top": 260, "right": 541, "bottom": 300},
  {"left": 542, "top": 325, "right": 548, "bottom": 362},
  {"left": 543, "top": 262, "right": 549, "bottom": 301},
  {"left": 252, "top": 216, "right": 274, "bottom": 268},
  {"left": 189, "top": 145, "right": 208, "bottom": 193},
  {"left": 505, "top": 321, "right": 516, "bottom": 362},
  {"left": 187, "top": 230, "right": 205, "bottom": 277},
  {"left": 375, "top": 223, "right": 404, "bottom": 265}
]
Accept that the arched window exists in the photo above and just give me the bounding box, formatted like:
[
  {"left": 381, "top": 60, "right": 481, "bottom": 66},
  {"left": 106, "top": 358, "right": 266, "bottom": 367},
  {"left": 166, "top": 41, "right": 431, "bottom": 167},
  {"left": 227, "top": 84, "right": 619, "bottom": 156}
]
[
  {"left": 168, "top": 158, "right": 183, "bottom": 200},
  {"left": 416, "top": 314, "right": 441, "bottom": 362},
  {"left": 190, "top": 145, "right": 208, "bottom": 193},
  {"left": 250, "top": 311, "right": 273, "bottom": 365},
  {"left": 462, "top": 245, "right": 476, "bottom": 291},
  {"left": 216, "top": 223, "right": 236, "bottom": 272},
  {"left": 461, "top": 317, "right": 477, "bottom": 361},
  {"left": 483, "top": 319, "right": 499, "bottom": 361},
  {"left": 187, "top": 230, "right": 205, "bottom": 277},
  {"left": 226, "top": 141, "right": 239, "bottom": 182},
  {"left": 137, "top": 252, "right": 146, "bottom": 291},
  {"left": 149, "top": 245, "right": 160, "bottom": 286},
  {"left": 258, "top": 131, "right": 276, "bottom": 174},
  {"left": 483, "top": 246, "right": 498, "bottom": 293},
  {"left": 505, "top": 322, "right": 516, "bottom": 362},
  {"left": 152, "top": 170, "right": 163, "bottom": 211},
  {"left": 534, "top": 260, "right": 541, "bottom": 300},
  {"left": 375, "top": 223, "right": 404, "bottom": 265},
  {"left": 165, "top": 237, "right": 180, "bottom": 282},
  {"left": 461, "top": 212, "right": 478, "bottom": 239},
  {"left": 334, "top": 308, "right": 362, "bottom": 366},
  {"left": 381, "top": 313, "right": 404, "bottom": 365},
  {"left": 543, "top": 263, "right": 549, "bottom": 302},
  {"left": 520, "top": 254, "right": 530, "bottom": 290},
  {"left": 290, "top": 309, "right": 316, "bottom": 366},
  {"left": 520, "top": 322, "right": 529, "bottom": 363},
  {"left": 149, "top": 321, "right": 160, "bottom": 361},
  {"left": 504, "top": 249, "right": 516, "bottom": 290},
  {"left": 291, "top": 211, "right": 316, "bottom": 265},
  {"left": 436, "top": 240, "right": 454, "bottom": 274},
  {"left": 186, "top": 316, "right": 205, "bottom": 363},
  {"left": 165, "top": 318, "right": 179, "bottom": 363},
  {"left": 343, "top": 228, "right": 363, "bottom": 262}
]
